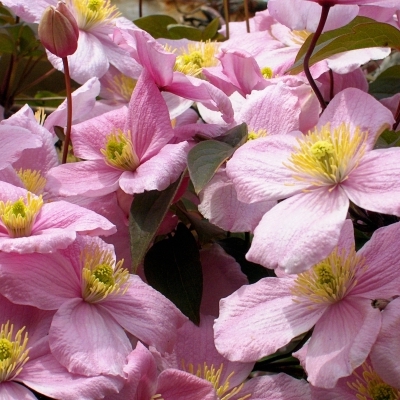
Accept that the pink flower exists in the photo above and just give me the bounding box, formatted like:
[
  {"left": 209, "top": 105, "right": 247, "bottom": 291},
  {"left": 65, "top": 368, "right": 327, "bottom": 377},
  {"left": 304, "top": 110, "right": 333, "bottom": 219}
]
[
  {"left": 0, "top": 182, "right": 115, "bottom": 253},
  {"left": 0, "top": 235, "right": 186, "bottom": 377},
  {"left": 214, "top": 220, "right": 400, "bottom": 388},
  {"left": 46, "top": 68, "right": 190, "bottom": 197},
  {"left": 227, "top": 88, "right": 398, "bottom": 273}
]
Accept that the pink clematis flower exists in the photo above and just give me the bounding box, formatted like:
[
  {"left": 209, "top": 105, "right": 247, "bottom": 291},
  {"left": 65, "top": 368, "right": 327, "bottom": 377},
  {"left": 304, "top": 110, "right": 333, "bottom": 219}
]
[
  {"left": 46, "top": 68, "right": 190, "bottom": 198},
  {"left": 214, "top": 220, "right": 400, "bottom": 388},
  {"left": 0, "top": 295, "right": 124, "bottom": 400},
  {"left": 0, "top": 182, "right": 115, "bottom": 253},
  {"left": 226, "top": 88, "right": 399, "bottom": 273},
  {"left": 0, "top": 235, "right": 186, "bottom": 377}
]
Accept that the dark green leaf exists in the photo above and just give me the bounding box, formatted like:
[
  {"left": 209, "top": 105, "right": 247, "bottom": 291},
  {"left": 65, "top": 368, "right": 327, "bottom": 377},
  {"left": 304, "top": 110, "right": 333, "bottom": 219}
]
[
  {"left": 288, "top": 17, "right": 400, "bottom": 74},
  {"left": 0, "top": 33, "right": 14, "bottom": 53},
  {"left": 129, "top": 174, "right": 184, "bottom": 273},
  {"left": 202, "top": 18, "right": 220, "bottom": 40},
  {"left": 187, "top": 140, "right": 235, "bottom": 194},
  {"left": 133, "top": 15, "right": 178, "bottom": 39},
  {"left": 215, "top": 122, "right": 248, "bottom": 148},
  {"left": 167, "top": 24, "right": 203, "bottom": 41},
  {"left": 369, "top": 65, "right": 400, "bottom": 100},
  {"left": 144, "top": 223, "right": 203, "bottom": 325}
]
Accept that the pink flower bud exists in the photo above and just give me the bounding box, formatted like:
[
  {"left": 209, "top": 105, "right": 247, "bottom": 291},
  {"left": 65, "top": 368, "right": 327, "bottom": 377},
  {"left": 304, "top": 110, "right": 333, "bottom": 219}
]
[{"left": 38, "top": 1, "right": 79, "bottom": 58}]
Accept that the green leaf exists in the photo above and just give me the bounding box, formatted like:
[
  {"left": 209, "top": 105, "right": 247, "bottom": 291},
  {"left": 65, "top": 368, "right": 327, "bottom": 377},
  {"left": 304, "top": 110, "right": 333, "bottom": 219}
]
[
  {"left": 0, "top": 33, "right": 14, "bottom": 53},
  {"left": 133, "top": 15, "right": 178, "bottom": 39},
  {"left": 129, "top": 174, "right": 184, "bottom": 273},
  {"left": 202, "top": 18, "right": 220, "bottom": 40},
  {"left": 144, "top": 223, "right": 203, "bottom": 325},
  {"left": 288, "top": 17, "right": 400, "bottom": 75},
  {"left": 215, "top": 122, "right": 248, "bottom": 148},
  {"left": 369, "top": 65, "right": 400, "bottom": 100},
  {"left": 167, "top": 24, "right": 203, "bottom": 41},
  {"left": 187, "top": 140, "right": 235, "bottom": 194}
]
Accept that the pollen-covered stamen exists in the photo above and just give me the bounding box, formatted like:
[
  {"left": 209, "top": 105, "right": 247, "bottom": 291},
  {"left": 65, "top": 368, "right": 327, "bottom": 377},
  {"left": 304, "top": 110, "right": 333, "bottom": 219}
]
[
  {"left": 290, "top": 30, "right": 311, "bottom": 45},
  {"left": 291, "top": 247, "right": 365, "bottom": 306},
  {"left": 81, "top": 245, "right": 129, "bottom": 303},
  {"left": 182, "top": 361, "right": 251, "bottom": 400},
  {"left": 348, "top": 361, "right": 400, "bottom": 400},
  {"left": 150, "top": 395, "right": 164, "bottom": 400},
  {"left": 285, "top": 123, "right": 367, "bottom": 188},
  {"left": 0, "top": 321, "right": 30, "bottom": 382},
  {"left": 247, "top": 128, "right": 268, "bottom": 141},
  {"left": 260, "top": 67, "right": 273, "bottom": 79},
  {"left": 16, "top": 169, "right": 47, "bottom": 196},
  {"left": 34, "top": 108, "right": 46, "bottom": 125},
  {"left": 174, "top": 41, "right": 219, "bottom": 78},
  {"left": 0, "top": 193, "right": 43, "bottom": 238},
  {"left": 105, "top": 74, "right": 137, "bottom": 103},
  {"left": 100, "top": 129, "right": 140, "bottom": 171},
  {"left": 69, "top": 0, "right": 121, "bottom": 31}
]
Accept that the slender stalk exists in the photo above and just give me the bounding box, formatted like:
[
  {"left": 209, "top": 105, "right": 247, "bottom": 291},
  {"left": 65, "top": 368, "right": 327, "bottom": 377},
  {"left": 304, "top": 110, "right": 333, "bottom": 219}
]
[
  {"left": 303, "top": 4, "right": 331, "bottom": 112},
  {"left": 139, "top": 0, "right": 143, "bottom": 17},
  {"left": 223, "top": 0, "right": 230, "bottom": 39},
  {"left": 393, "top": 98, "right": 400, "bottom": 131},
  {"left": 61, "top": 57, "right": 73, "bottom": 164},
  {"left": 243, "top": 0, "right": 250, "bottom": 33},
  {"left": 328, "top": 68, "right": 334, "bottom": 102}
]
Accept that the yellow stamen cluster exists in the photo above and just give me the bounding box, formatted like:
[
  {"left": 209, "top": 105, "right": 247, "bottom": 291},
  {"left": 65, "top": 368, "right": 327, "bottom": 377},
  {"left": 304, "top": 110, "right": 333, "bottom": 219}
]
[
  {"left": 69, "top": 0, "right": 120, "bottom": 31},
  {"left": 174, "top": 41, "right": 219, "bottom": 78},
  {"left": 260, "top": 67, "right": 273, "bottom": 79},
  {"left": 247, "top": 128, "right": 268, "bottom": 141},
  {"left": 81, "top": 245, "right": 129, "bottom": 303},
  {"left": 285, "top": 123, "right": 367, "bottom": 188},
  {"left": 151, "top": 395, "right": 165, "bottom": 400},
  {"left": 182, "top": 361, "right": 251, "bottom": 400},
  {"left": 0, "top": 193, "right": 43, "bottom": 238},
  {"left": 0, "top": 321, "right": 30, "bottom": 382},
  {"left": 348, "top": 361, "right": 400, "bottom": 400},
  {"left": 290, "top": 30, "right": 311, "bottom": 46},
  {"left": 16, "top": 169, "right": 47, "bottom": 196},
  {"left": 291, "top": 247, "right": 366, "bottom": 306},
  {"left": 106, "top": 74, "right": 137, "bottom": 103},
  {"left": 100, "top": 129, "right": 140, "bottom": 171},
  {"left": 34, "top": 108, "right": 46, "bottom": 125}
]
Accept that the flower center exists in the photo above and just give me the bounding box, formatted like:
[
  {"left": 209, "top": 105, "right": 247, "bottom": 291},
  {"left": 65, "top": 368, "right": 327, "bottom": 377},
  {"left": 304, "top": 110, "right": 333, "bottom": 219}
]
[
  {"left": 290, "top": 30, "right": 311, "bottom": 46},
  {"left": 105, "top": 73, "right": 137, "bottom": 103},
  {"left": 260, "top": 67, "right": 273, "bottom": 79},
  {"left": 100, "top": 129, "right": 140, "bottom": 171},
  {"left": 247, "top": 128, "right": 268, "bottom": 141},
  {"left": 174, "top": 41, "right": 219, "bottom": 78},
  {"left": 0, "top": 193, "right": 43, "bottom": 238},
  {"left": 291, "top": 247, "right": 365, "bottom": 306},
  {"left": 16, "top": 169, "right": 47, "bottom": 196},
  {"left": 348, "top": 361, "right": 400, "bottom": 400},
  {"left": 34, "top": 108, "right": 46, "bottom": 125},
  {"left": 182, "top": 361, "right": 251, "bottom": 400},
  {"left": 81, "top": 245, "right": 129, "bottom": 303},
  {"left": 285, "top": 123, "right": 367, "bottom": 188},
  {"left": 0, "top": 321, "right": 30, "bottom": 382},
  {"left": 68, "top": 0, "right": 121, "bottom": 31}
]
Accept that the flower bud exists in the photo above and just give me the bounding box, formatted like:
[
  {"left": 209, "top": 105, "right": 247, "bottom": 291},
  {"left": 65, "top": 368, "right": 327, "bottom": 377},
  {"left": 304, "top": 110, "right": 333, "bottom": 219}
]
[{"left": 38, "top": 1, "right": 79, "bottom": 58}]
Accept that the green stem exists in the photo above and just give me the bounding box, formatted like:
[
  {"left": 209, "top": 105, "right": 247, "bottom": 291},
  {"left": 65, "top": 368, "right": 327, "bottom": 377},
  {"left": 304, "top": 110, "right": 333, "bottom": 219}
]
[{"left": 61, "top": 57, "right": 73, "bottom": 164}]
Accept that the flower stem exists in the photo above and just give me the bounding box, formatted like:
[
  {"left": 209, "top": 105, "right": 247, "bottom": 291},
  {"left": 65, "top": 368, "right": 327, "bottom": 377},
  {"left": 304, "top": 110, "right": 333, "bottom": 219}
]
[
  {"left": 303, "top": 4, "right": 331, "bottom": 112},
  {"left": 223, "top": 0, "right": 230, "bottom": 39},
  {"left": 62, "top": 57, "right": 73, "bottom": 164},
  {"left": 243, "top": 0, "right": 250, "bottom": 33}
]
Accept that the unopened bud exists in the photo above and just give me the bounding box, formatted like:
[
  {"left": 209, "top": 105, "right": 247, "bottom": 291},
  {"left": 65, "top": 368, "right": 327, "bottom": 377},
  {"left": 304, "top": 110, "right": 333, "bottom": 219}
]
[{"left": 38, "top": 1, "right": 79, "bottom": 58}]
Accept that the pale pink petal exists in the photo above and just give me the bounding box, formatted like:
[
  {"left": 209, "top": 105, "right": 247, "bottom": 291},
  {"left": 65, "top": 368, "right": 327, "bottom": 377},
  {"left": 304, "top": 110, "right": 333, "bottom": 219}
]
[
  {"left": 119, "top": 142, "right": 189, "bottom": 195},
  {"left": 247, "top": 187, "right": 349, "bottom": 273},
  {"left": 157, "top": 369, "right": 217, "bottom": 400},
  {"left": 46, "top": 161, "right": 122, "bottom": 197},
  {"left": 317, "top": 88, "right": 394, "bottom": 150},
  {"left": 71, "top": 107, "right": 127, "bottom": 160},
  {"left": 226, "top": 134, "right": 304, "bottom": 203},
  {"left": 0, "top": 382, "right": 37, "bottom": 400},
  {"left": 214, "top": 278, "right": 325, "bottom": 362},
  {"left": 199, "top": 169, "right": 275, "bottom": 233},
  {"left": 19, "top": 353, "right": 123, "bottom": 400},
  {"left": 306, "top": 298, "right": 381, "bottom": 388},
  {"left": 238, "top": 374, "right": 311, "bottom": 399},
  {"left": 102, "top": 275, "right": 187, "bottom": 354},
  {"left": 370, "top": 297, "right": 400, "bottom": 389},
  {"left": 49, "top": 299, "right": 132, "bottom": 376},
  {"left": 126, "top": 69, "right": 174, "bottom": 161},
  {"left": 0, "top": 252, "right": 79, "bottom": 308},
  {"left": 33, "top": 200, "right": 116, "bottom": 236},
  {"left": 343, "top": 148, "right": 400, "bottom": 215},
  {"left": 200, "top": 243, "right": 248, "bottom": 316}
]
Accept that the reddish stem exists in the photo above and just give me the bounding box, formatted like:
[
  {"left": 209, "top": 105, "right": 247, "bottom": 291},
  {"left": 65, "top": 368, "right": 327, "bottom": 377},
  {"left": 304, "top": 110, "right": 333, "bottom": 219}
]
[
  {"left": 303, "top": 4, "right": 331, "bottom": 112},
  {"left": 61, "top": 57, "right": 73, "bottom": 164}
]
